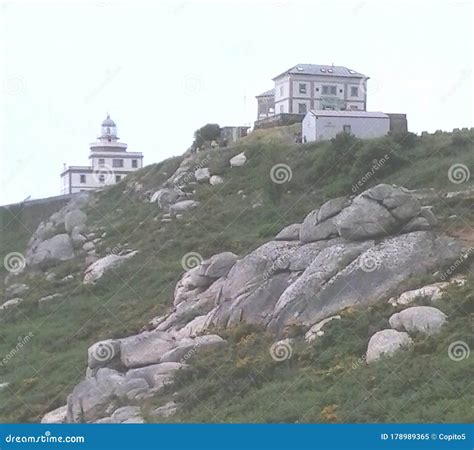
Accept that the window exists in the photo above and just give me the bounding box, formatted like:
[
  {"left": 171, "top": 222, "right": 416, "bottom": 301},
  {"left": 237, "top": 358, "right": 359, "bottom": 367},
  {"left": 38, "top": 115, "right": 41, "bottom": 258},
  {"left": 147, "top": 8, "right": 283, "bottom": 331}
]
[
  {"left": 343, "top": 125, "right": 352, "bottom": 133},
  {"left": 80, "top": 174, "right": 86, "bottom": 184},
  {"left": 112, "top": 159, "right": 124, "bottom": 168},
  {"left": 279, "top": 105, "right": 284, "bottom": 113},
  {"left": 279, "top": 86, "right": 284, "bottom": 96},
  {"left": 351, "top": 86, "right": 358, "bottom": 97},
  {"left": 99, "top": 174, "right": 105, "bottom": 182},
  {"left": 322, "top": 85, "right": 337, "bottom": 95},
  {"left": 298, "top": 103, "right": 307, "bottom": 114},
  {"left": 98, "top": 158, "right": 105, "bottom": 166},
  {"left": 298, "top": 83, "right": 307, "bottom": 94},
  {"left": 115, "top": 175, "right": 121, "bottom": 182},
  {"left": 132, "top": 159, "right": 138, "bottom": 168}
]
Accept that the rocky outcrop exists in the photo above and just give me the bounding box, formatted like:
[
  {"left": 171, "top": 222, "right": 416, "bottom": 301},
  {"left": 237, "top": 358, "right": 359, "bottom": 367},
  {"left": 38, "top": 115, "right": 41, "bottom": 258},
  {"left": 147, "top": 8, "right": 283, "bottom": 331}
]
[
  {"left": 195, "top": 167, "right": 211, "bottom": 183},
  {"left": 169, "top": 200, "right": 200, "bottom": 216},
  {"left": 83, "top": 251, "right": 138, "bottom": 284},
  {"left": 305, "top": 315, "right": 341, "bottom": 342},
  {"left": 95, "top": 406, "right": 145, "bottom": 424},
  {"left": 46, "top": 183, "right": 466, "bottom": 423},
  {"left": 275, "top": 223, "right": 301, "bottom": 241},
  {"left": 0, "top": 298, "right": 23, "bottom": 312},
  {"left": 41, "top": 405, "right": 67, "bottom": 424},
  {"left": 150, "top": 188, "right": 181, "bottom": 209},
  {"left": 27, "top": 234, "right": 75, "bottom": 268},
  {"left": 366, "top": 329, "right": 413, "bottom": 363},
  {"left": 66, "top": 363, "right": 186, "bottom": 423},
  {"left": 389, "top": 306, "right": 447, "bottom": 335},
  {"left": 25, "top": 193, "right": 90, "bottom": 270}
]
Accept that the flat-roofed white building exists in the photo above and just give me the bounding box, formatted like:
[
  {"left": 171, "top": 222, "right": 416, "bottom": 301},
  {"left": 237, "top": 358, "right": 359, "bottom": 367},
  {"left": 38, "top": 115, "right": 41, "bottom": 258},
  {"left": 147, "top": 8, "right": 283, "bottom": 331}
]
[
  {"left": 302, "top": 110, "right": 390, "bottom": 142},
  {"left": 60, "top": 115, "right": 143, "bottom": 194}
]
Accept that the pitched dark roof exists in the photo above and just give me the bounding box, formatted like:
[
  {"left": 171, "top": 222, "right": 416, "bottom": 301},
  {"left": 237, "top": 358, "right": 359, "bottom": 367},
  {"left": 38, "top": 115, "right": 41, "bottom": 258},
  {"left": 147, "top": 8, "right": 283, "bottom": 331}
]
[
  {"left": 273, "top": 64, "right": 367, "bottom": 80},
  {"left": 256, "top": 88, "right": 275, "bottom": 98}
]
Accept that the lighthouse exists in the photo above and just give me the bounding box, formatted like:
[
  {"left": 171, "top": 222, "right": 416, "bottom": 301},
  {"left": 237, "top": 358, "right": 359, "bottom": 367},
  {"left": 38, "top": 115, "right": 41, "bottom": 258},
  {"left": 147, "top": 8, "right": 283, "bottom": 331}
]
[{"left": 60, "top": 115, "right": 143, "bottom": 194}]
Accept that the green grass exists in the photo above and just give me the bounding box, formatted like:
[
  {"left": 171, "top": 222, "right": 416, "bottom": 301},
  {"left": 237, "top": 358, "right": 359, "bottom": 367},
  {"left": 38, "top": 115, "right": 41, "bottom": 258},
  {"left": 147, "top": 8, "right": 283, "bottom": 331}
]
[{"left": 0, "top": 128, "right": 472, "bottom": 422}]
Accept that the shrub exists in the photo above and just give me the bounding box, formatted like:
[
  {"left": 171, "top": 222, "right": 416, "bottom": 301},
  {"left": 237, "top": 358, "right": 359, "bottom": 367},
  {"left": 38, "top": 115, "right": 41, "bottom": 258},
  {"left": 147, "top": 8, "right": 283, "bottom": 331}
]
[{"left": 194, "top": 123, "right": 221, "bottom": 147}]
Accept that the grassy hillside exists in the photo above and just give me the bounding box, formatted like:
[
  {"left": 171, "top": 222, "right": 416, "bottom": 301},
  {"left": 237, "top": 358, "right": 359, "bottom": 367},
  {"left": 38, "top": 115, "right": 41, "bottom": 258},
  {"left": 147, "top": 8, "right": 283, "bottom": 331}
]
[{"left": 0, "top": 128, "right": 472, "bottom": 422}]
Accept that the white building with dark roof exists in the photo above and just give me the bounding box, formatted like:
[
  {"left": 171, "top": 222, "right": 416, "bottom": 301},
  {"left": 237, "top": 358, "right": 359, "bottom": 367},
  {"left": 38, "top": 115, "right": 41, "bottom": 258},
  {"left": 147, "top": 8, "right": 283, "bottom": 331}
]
[
  {"left": 256, "top": 64, "right": 369, "bottom": 124},
  {"left": 274, "top": 63, "right": 368, "bottom": 115},
  {"left": 60, "top": 115, "right": 143, "bottom": 194}
]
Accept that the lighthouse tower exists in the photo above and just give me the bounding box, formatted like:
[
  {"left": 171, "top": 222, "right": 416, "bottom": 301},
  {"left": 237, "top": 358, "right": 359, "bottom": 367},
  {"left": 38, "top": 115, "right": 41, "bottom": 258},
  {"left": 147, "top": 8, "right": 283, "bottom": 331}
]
[{"left": 60, "top": 115, "right": 144, "bottom": 194}]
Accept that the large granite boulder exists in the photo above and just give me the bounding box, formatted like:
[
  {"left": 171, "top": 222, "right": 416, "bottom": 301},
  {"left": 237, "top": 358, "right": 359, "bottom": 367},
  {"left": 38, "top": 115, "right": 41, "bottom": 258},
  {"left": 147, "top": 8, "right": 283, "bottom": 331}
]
[
  {"left": 333, "top": 196, "right": 397, "bottom": 240},
  {"left": 120, "top": 331, "right": 176, "bottom": 368},
  {"left": 41, "top": 405, "right": 67, "bottom": 424},
  {"left": 275, "top": 223, "right": 301, "bottom": 241},
  {"left": 83, "top": 251, "right": 138, "bottom": 284},
  {"left": 230, "top": 152, "right": 246, "bottom": 167},
  {"left": 65, "top": 210, "right": 87, "bottom": 233},
  {"left": 150, "top": 188, "right": 180, "bottom": 209},
  {"left": 169, "top": 200, "right": 200, "bottom": 216},
  {"left": 389, "top": 306, "right": 447, "bottom": 335},
  {"left": 269, "top": 232, "right": 462, "bottom": 332},
  {"left": 366, "top": 329, "right": 413, "bottom": 363},
  {"left": 27, "top": 234, "right": 75, "bottom": 268},
  {"left": 195, "top": 168, "right": 211, "bottom": 183}
]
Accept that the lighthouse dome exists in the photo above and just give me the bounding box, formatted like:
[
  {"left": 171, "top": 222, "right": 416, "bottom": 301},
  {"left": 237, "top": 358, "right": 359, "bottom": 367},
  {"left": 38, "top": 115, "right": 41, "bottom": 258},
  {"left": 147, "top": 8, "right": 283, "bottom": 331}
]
[{"left": 101, "top": 114, "right": 116, "bottom": 127}]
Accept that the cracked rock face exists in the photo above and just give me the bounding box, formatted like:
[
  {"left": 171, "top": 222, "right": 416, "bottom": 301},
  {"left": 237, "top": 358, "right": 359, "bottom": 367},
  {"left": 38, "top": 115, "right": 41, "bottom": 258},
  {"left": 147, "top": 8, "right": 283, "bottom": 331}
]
[{"left": 45, "top": 184, "right": 465, "bottom": 423}]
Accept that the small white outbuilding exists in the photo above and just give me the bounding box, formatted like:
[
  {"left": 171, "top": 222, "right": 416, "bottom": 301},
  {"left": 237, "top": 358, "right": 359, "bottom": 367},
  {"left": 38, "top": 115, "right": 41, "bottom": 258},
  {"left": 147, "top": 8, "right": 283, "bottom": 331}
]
[{"left": 302, "top": 110, "right": 390, "bottom": 142}]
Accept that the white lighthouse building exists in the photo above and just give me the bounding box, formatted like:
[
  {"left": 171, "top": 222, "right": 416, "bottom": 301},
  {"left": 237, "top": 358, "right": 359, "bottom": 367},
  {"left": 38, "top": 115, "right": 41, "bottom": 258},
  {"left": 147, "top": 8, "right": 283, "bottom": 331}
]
[{"left": 60, "top": 115, "right": 143, "bottom": 194}]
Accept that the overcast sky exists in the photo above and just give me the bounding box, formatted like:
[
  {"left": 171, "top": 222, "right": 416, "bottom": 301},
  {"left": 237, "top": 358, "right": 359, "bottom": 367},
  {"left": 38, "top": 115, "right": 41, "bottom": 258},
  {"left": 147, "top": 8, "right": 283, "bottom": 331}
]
[{"left": 0, "top": 0, "right": 472, "bottom": 205}]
